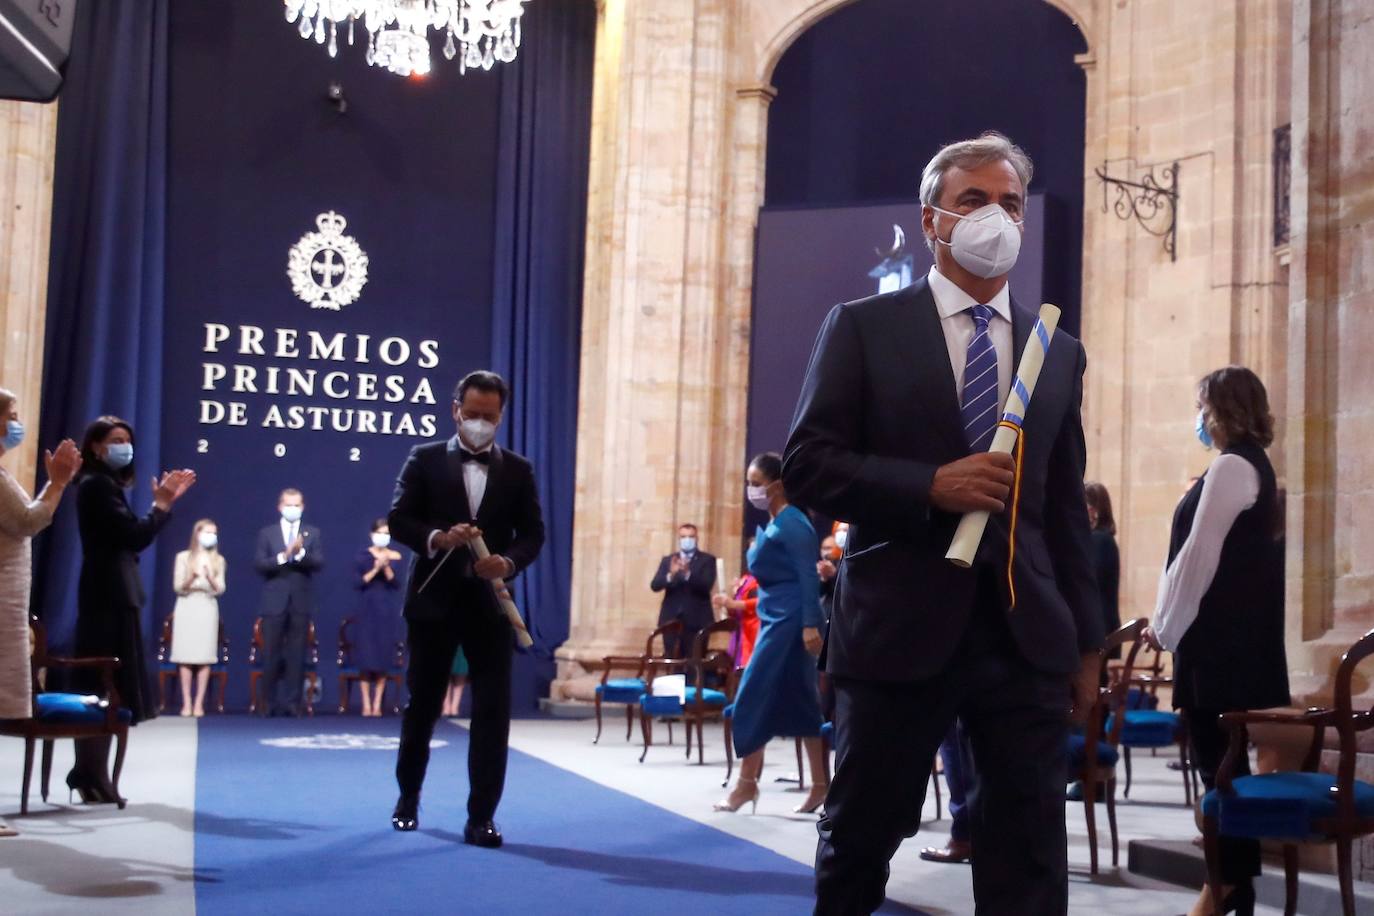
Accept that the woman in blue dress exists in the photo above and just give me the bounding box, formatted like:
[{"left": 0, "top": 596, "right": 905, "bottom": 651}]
[
  {"left": 715, "top": 452, "right": 827, "bottom": 815},
  {"left": 353, "top": 518, "right": 403, "bottom": 716}
]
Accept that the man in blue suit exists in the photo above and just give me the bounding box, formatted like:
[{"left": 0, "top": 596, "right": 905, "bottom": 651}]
[
  {"left": 784, "top": 132, "right": 1103, "bottom": 915},
  {"left": 253, "top": 488, "right": 323, "bottom": 717}
]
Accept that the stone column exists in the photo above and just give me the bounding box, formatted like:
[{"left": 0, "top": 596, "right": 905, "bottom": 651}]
[
  {"left": 0, "top": 99, "right": 58, "bottom": 493},
  {"left": 554, "top": 0, "right": 751, "bottom": 701}
]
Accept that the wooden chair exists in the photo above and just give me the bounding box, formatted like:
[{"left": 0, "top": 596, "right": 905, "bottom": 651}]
[
  {"left": 639, "top": 618, "right": 738, "bottom": 764},
  {"left": 1202, "top": 626, "right": 1374, "bottom": 916},
  {"left": 247, "top": 617, "right": 321, "bottom": 715},
  {"left": 0, "top": 616, "right": 130, "bottom": 814},
  {"left": 336, "top": 617, "right": 405, "bottom": 714},
  {"left": 594, "top": 620, "right": 682, "bottom": 744},
  {"left": 156, "top": 614, "right": 230, "bottom": 714},
  {"left": 1070, "top": 617, "right": 1147, "bottom": 875},
  {"left": 1105, "top": 639, "right": 1196, "bottom": 805}
]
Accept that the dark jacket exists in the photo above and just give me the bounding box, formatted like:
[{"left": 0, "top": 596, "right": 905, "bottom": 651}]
[
  {"left": 782, "top": 278, "right": 1104, "bottom": 681},
  {"left": 388, "top": 438, "right": 545, "bottom": 622},
  {"left": 1169, "top": 442, "right": 1289, "bottom": 712},
  {"left": 254, "top": 520, "right": 324, "bottom": 617},
  {"left": 74, "top": 467, "right": 170, "bottom": 723},
  {"left": 650, "top": 551, "right": 717, "bottom": 632},
  {"left": 1091, "top": 529, "right": 1121, "bottom": 656}
]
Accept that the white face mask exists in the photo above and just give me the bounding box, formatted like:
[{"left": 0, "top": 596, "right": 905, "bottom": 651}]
[
  {"left": 679, "top": 537, "right": 696, "bottom": 553},
  {"left": 281, "top": 505, "right": 303, "bottom": 523},
  {"left": 371, "top": 532, "right": 392, "bottom": 549},
  {"left": 460, "top": 417, "right": 496, "bottom": 451},
  {"left": 930, "top": 203, "right": 1024, "bottom": 279},
  {"left": 747, "top": 485, "right": 771, "bottom": 511},
  {"left": 198, "top": 532, "right": 218, "bottom": 550}
]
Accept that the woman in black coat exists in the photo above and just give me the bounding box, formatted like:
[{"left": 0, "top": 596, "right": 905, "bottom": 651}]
[
  {"left": 69, "top": 415, "right": 194, "bottom": 803},
  {"left": 1147, "top": 367, "right": 1288, "bottom": 916},
  {"left": 1085, "top": 482, "right": 1121, "bottom": 664}
]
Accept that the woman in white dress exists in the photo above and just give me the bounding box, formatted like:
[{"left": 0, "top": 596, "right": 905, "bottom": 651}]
[
  {"left": 170, "top": 519, "right": 226, "bottom": 717},
  {"left": 0, "top": 388, "right": 81, "bottom": 836}
]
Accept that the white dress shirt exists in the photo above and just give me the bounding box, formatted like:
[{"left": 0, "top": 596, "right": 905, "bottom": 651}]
[
  {"left": 426, "top": 438, "right": 498, "bottom": 564},
  {"left": 1151, "top": 453, "right": 1260, "bottom": 651},
  {"left": 927, "top": 266, "right": 1013, "bottom": 412},
  {"left": 277, "top": 517, "right": 305, "bottom": 565}
]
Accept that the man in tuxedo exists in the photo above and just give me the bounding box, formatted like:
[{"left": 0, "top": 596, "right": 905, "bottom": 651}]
[
  {"left": 650, "top": 524, "right": 717, "bottom": 657},
  {"left": 388, "top": 370, "right": 544, "bottom": 848},
  {"left": 783, "top": 132, "right": 1103, "bottom": 915},
  {"left": 253, "top": 488, "right": 323, "bottom": 717}
]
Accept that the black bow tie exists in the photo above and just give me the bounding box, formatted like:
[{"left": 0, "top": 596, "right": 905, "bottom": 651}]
[{"left": 459, "top": 449, "right": 490, "bottom": 465}]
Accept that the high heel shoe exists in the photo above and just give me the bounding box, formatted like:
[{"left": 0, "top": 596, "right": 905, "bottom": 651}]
[
  {"left": 793, "top": 783, "right": 829, "bottom": 815},
  {"left": 713, "top": 776, "right": 759, "bottom": 814},
  {"left": 66, "top": 772, "right": 99, "bottom": 805},
  {"left": 1177, "top": 882, "right": 1255, "bottom": 916}
]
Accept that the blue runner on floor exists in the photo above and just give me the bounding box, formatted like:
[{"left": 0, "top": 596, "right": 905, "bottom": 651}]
[{"left": 193, "top": 717, "right": 924, "bottom": 915}]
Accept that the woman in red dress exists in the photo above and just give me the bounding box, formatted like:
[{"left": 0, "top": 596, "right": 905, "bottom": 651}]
[{"left": 713, "top": 541, "right": 760, "bottom": 667}]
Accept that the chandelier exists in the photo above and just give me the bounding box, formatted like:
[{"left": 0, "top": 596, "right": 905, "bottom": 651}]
[{"left": 283, "top": 1, "right": 528, "bottom": 77}]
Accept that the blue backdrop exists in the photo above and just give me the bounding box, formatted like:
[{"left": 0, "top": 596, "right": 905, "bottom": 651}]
[
  {"left": 35, "top": 0, "right": 595, "bottom": 716},
  {"left": 764, "top": 0, "right": 1088, "bottom": 335}
]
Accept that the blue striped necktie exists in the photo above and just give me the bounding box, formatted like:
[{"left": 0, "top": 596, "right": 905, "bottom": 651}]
[{"left": 961, "top": 304, "right": 1000, "bottom": 452}]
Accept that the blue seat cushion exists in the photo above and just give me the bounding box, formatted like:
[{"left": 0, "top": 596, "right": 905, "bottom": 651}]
[
  {"left": 159, "top": 662, "right": 177, "bottom": 673},
  {"left": 1067, "top": 733, "right": 1120, "bottom": 768},
  {"left": 35, "top": 693, "right": 133, "bottom": 725},
  {"left": 820, "top": 721, "right": 835, "bottom": 745},
  {"left": 639, "top": 687, "right": 727, "bottom": 717},
  {"left": 1201, "top": 772, "right": 1374, "bottom": 840},
  {"left": 596, "top": 678, "right": 646, "bottom": 703},
  {"left": 1125, "top": 688, "right": 1160, "bottom": 711},
  {"left": 1107, "top": 709, "right": 1182, "bottom": 747},
  {"left": 723, "top": 703, "right": 734, "bottom": 719}
]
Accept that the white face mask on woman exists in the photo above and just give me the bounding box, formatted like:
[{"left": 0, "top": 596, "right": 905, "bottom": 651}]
[
  {"left": 198, "top": 531, "right": 218, "bottom": 550},
  {"left": 747, "top": 485, "right": 771, "bottom": 512},
  {"left": 929, "top": 202, "right": 1024, "bottom": 279},
  {"left": 371, "top": 533, "right": 392, "bottom": 549}
]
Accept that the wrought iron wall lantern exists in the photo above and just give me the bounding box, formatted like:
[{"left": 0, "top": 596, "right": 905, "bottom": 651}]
[{"left": 1093, "top": 160, "right": 1180, "bottom": 261}]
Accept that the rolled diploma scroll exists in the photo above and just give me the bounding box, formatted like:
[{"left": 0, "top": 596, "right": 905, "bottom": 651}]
[
  {"left": 945, "top": 303, "right": 1062, "bottom": 568},
  {"left": 469, "top": 537, "right": 535, "bottom": 648},
  {"left": 716, "top": 557, "right": 727, "bottom": 594}
]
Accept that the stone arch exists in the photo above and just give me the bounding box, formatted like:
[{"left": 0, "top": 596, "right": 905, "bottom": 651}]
[{"left": 751, "top": 0, "right": 1095, "bottom": 86}]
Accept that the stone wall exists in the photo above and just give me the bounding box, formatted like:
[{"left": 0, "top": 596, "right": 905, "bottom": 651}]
[{"left": 0, "top": 99, "right": 57, "bottom": 492}]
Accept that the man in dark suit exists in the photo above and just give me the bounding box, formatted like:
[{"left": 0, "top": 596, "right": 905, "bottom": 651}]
[
  {"left": 649, "top": 523, "right": 717, "bottom": 657},
  {"left": 253, "top": 488, "right": 323, "bottom": 718},
  {"left": 388, "top": 370, "right": 544, "bottom": 848},
  {"left": 783, "top": 132, "right": 1103, "bottom": 915}
]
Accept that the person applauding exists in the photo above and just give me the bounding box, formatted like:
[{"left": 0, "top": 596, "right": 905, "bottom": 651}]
[
  {"left": 170, "top": 519, "right": 226, "bottom": 717},
  {"left": 72, "top": 415, "right": 195, "bottom": 804},
  {"left": 0, "top": 388, "right": 80, "bottom": 836}
]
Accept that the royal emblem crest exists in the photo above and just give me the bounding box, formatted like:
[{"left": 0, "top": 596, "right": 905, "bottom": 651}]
[{"left": 287, "top": 210, "right": 369, "bottom": 309}]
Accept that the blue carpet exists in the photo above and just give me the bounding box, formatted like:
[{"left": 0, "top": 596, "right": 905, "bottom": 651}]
[{"left": 194, "top": 718, "right": 925, "bottom": 915}]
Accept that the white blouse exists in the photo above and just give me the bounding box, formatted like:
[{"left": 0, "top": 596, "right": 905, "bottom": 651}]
[{"left": 1152, "top": 453, "right": 1260, "bottom": 652}]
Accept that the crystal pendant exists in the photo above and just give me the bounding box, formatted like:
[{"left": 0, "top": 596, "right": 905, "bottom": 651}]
[
  {"left": 348, "top": 17, "right": 355, "bottom": 46},
  {"left": 298, "top": 15, "right": 313, "bottom": 38},
  {"left": 314, "top": 16, "right": 325, "bottom": 44},
  {"left": 443, "top": 29, "right": 456, "bottom": 60}
]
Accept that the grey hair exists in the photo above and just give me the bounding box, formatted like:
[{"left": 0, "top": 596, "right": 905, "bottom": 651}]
[{"left": 919, "top": 131, "right": 1033, "bottom": 209}]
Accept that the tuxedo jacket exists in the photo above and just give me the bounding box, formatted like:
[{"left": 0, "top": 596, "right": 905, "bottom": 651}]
[
  {"left": 782, "top": 278, "right": 1103, "bottom": 681},
  {"left": 650, "top": 551, "right": 718, "bottom": 631},
  {"left": 254, "top": 521, "right": 324, "bottom": 617},
  {"left": 387, "top": 439, "right": 545, "bottom": 622}
]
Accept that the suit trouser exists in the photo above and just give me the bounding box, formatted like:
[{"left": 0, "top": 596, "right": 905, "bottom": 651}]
[
  {"left": 662, "top": 623, "right": 702, "bottom": 660},
  {"left": 1186, "top": 709, "right": 1260, "bottom": 884},
  {"left": 815, "top": 575, "right": 1071, "bottom": 916},
  {"left": 938, "top": 719, "right": 974, "bottom": 844},
  {"left": 396, "top": 600, "right": 512, "bottom": 822},
  {"left": 260, "top": 606, "right": 309, "bottom": 716}
]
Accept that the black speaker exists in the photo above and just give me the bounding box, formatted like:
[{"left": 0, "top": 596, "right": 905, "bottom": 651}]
[{"left": 0, "top": 0, "right": 76, "bottom": 102}]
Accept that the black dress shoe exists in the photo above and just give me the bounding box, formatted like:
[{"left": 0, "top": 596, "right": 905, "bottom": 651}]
[
  {"left": 391, "top": 795, "right": 419, "bottom": 832},
  {"left": 463, "top": 820, "right": 502, "bottom": 848}
]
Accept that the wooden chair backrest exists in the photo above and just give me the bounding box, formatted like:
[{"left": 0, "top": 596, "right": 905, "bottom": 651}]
[{"left": 1098, "top": 618, "right": 1148, "bottom": 748}]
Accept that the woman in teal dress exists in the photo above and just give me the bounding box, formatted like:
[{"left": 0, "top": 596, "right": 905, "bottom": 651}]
[{"left": 715, "top": 452, "right": 827, "bottom": 815}]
